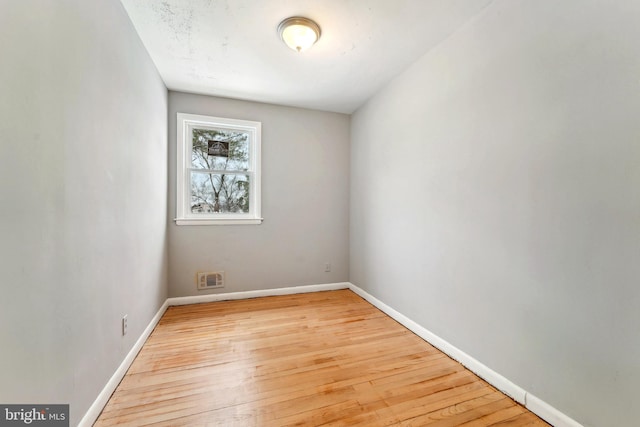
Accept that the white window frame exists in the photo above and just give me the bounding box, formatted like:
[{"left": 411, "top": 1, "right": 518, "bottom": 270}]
[{"left": 175, "top": 113, "right": 262, "bottom": 225}]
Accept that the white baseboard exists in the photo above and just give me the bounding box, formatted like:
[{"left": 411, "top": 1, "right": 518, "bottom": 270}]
[
  {"left": 167, "top": 282, "right": 350, "bottom": 306},
  {"left": 346, "top": 283, "right": 526, "bottom": 403},
  {"left": 347, "top": 282, "right": 583, "bottom": 427},
  {"left": 527, "top": 393, "right": 583, "bottom": 427},
  {"left": 80, "top": 282, "right": 350, "bottom": 426},
  {"left": 78, "top": 299, "right": 169, "bottom": 427},
  {"left": 81, "top": 282, "right": 582, "bottom": 427}
]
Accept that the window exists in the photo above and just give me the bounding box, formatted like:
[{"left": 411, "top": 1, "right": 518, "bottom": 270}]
[{"left": 176, "top": 113, "right": 262, "bottom": 225}]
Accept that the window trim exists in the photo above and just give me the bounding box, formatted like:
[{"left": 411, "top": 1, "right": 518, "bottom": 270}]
[{"left": 175, "top": 113, "right": 262, "bottom": 226}]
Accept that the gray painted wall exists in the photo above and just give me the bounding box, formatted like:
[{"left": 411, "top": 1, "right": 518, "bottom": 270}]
[
  {"left": 350, "top": 1, "right": 640, "bottom": 426},
  {"left": 0, "top": 1, "right": 168, "bottom": 425},
  {"left": 168, "top": 92, "right": 350, "bottom": 297}
]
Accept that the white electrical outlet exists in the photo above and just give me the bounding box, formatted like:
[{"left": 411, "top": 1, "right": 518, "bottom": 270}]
[
  {"left": 122, "top": 315, "right": 128, "bottom": 336},
  {"left": 324, "top": 263, "right": 331, "bottom": 272}
]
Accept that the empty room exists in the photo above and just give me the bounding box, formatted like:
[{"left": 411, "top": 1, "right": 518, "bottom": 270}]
[{"left": 1, "top": 1, "right": 638, "bottom": 426}]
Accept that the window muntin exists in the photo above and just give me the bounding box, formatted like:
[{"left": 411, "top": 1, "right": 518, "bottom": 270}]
[{"left": 176, "top": 113, "right": 261, "bottom": 225}]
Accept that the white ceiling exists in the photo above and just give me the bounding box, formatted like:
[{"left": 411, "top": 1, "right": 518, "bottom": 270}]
[{"left": 120, "top": 0, "right": 493, "bottom": 114}]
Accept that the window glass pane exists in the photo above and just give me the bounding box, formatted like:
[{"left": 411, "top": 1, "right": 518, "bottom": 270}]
[
  {"left": 192, "top": 128, "right": 249, "bottom": 171},
  {"left": 191, "top": 172, "right": 250, "bottom": 214}
]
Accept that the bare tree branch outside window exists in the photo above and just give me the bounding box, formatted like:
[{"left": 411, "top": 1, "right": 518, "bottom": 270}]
[{"left": 190, "top": 128, "right": 250, "bottom": 214}]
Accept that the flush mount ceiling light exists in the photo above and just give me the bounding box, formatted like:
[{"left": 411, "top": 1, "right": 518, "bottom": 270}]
[{"left": 277, "top": 16, "right": 321, "bottom": 52}]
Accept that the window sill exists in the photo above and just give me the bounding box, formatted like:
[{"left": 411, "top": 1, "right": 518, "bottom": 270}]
[{"left": 174, "top": 218, "right": 263, "bottom": 226}]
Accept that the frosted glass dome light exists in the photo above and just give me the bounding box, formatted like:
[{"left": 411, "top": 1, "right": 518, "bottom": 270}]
[{"left": 278, "top": 17, "right": 321, "bottom": 52}]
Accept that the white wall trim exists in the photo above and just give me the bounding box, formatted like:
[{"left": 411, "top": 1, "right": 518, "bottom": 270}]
[
  {"left": 347, "top": 282, "right": 584, "bottom": 427},
  {"left": 81, "top": 282, "right": 582, "bottom": 427},
  {"left": 346, "top": 283, "right": 525, "bottom": 403},
  {"left": 78, "top": 299, "right": 169, "bottom": 427},
  {"left": 526, "top": 393, "right": 584, "bottom": 427},
  {"left": 167, "top": 282, "right": 350, "bottom": 306}
]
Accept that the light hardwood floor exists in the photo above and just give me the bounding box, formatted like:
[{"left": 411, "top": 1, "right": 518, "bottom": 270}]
[{"left": 95, "top": 290, "right": 549, "bottom": 426}]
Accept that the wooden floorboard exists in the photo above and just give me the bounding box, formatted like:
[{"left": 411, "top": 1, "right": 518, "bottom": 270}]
[{"left": 95, "top": 290, "right": 549, "bottom": 426}]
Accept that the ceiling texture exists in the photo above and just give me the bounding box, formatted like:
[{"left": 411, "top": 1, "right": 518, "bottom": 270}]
[{"left": 120, "top": 0, "right": 493, "bottom": 114}]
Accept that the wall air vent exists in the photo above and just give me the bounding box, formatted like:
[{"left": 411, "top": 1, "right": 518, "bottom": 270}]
[{"left": 197, "top": 271, "right": 225, "bottom": 290}]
